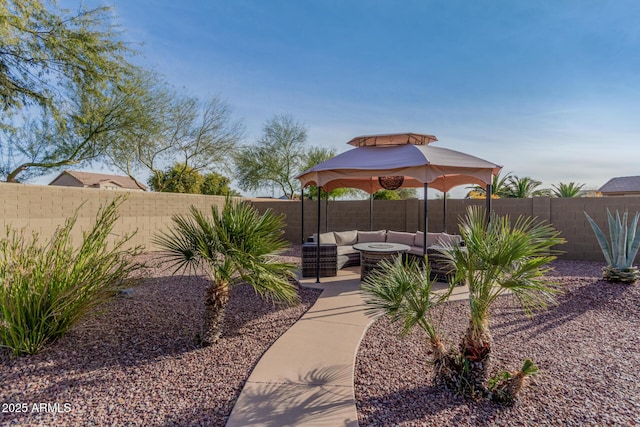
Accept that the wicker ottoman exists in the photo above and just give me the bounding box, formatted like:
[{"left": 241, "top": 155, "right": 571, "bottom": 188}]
[{"left": 302, "top": 243, "right": 338, "bottom": 277}]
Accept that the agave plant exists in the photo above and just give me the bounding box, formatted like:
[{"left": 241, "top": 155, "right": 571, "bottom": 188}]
[{"left": 584, "top": 209, "right": 640, "bottom": 284}]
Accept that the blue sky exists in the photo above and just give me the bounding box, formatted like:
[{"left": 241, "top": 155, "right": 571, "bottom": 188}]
[{"left": 53, "top": 0, "right": 640, "bottom": 196}]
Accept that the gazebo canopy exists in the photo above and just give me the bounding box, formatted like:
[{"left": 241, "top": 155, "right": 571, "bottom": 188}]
[
  {"left": 297, "top": 134, "right": 502, "bottom": 193},
  {"left": 297, "top": 132, "right": 502, "bottom": 282}
]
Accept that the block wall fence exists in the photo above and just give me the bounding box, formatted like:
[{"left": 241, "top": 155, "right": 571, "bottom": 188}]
[
  {"left": 0, "top": 183, "right": 228, "bottom": 251},
  {"left": 2, "top": 182, "right": 640, "bottom": 261}
]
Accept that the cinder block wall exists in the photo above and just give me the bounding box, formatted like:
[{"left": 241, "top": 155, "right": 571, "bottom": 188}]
[
  {"left": 3, "top": 183, "right": 640, "bottom": 261},
  {"left": 0, "top": 183, "right": 226, "bottom": 252},
  {"left": 550, "top": 197, "right": 640, "bottom": 260}
]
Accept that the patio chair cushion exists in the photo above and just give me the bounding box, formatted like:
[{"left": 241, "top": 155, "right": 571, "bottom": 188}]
[
  {"left": 318, "top": 232, "right": 337, "bottom": 244},
  {"left": 408, "top": 246, "right": 425, "bottom": 257},
  {"left": 430, "top": 232, "right": 462, "bottom": 247},
  {"left": 357, "top": 230, "right": 386, "bottom": 243},
  {"left": 415, "top": 231, "right": 463, "bottom": 248},
  {"left": 337, "top": 245, "right": 359, "bottom": 256},
  {"left": 386, "top": 230, "right": 415, "bottom": 246},
  {"left": 430, "top": 232, "right": 444, "bottom": 246},
  {"left": 337, "top": 255, "right": 350, "bottom": 270},
  {"left": 334, "top": 230, "right": 358, "bottom": 246}
]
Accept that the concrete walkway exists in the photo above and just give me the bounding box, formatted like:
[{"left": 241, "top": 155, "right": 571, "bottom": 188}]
[
  {"left": 226, "top": 267, "right": 470, "bottom": 427},
  {"left": 226, "top": 267, "right": 372, "bottom": 426}
]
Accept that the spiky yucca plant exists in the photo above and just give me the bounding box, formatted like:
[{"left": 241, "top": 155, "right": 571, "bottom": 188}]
[
  {"left": 585, "top": 209, "right": 640, "bottom": 284},
  {"left": 0, "top": 198, "right": 142, "bottom": 356}
]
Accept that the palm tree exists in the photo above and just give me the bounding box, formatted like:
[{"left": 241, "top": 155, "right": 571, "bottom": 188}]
[
  {"left": 361, "top": 256, "right": 456, "bottom": 385},
  {"left": 551, "top": 182, "right": 585, "bottom": 198},
  {"left": 442, "top": 206, "right": 565, "bottom": 398},
  {"left": 154, "top": 198, "right": 299, "bottom": 346},
  {"left": 466, "top": 171, "right": 512, "bottom": 199},
  {"left": 504, "top": 175, "right": 549, "bottom": 198},
  {"left": 360, "top": 206, "right": 565, "bottom": 403}
]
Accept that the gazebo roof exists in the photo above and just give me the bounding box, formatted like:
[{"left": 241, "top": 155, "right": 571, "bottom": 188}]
[
  {"left": 297, "top": 134, "right": 501, "bottom": 193},
  {"left": 347, "top": 133, "right": 438, "bottom": 147}
]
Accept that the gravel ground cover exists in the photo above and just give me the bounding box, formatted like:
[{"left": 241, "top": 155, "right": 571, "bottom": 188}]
[
  {"left": 355, "top": 259, "right": 640, "bottom": 426},
  {"left": 4, "top": 247, "right": 639, "bottom": 427},
  {"left": 1, "top": 247, "right": 320, "bottom": 427}
]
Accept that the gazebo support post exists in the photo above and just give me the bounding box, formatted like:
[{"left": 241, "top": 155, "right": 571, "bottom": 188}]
[
  {"left": 316, "top": 186, "right": 321, "bottom": 283},
  {"left": 325, "top": 189, "right": 329, "bottom": 232},
  {"left": 300, "top": 185, "right": 304, "bottom": 244},
  {"left": 423, "top": 183, "right": 428, "bottom": 256},
  {"left": 443, "top": 192, "right": 447, "bottom": 233},
  {"left": 369, "top": 193, "right": 374, "bottom": 231},
  {"left": 485, "top": 183, "right": 492, "bottom": 225}
]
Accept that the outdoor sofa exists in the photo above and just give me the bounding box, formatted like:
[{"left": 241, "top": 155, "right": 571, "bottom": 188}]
[{"left": 302, "top": 229, "right": 464, "bottom": 280}]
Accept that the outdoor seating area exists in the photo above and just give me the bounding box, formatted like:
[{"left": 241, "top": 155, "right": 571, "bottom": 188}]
[
  {"left": 302, "top": 229, "right": 464, "bottom": 280},
  {"left": 296, "top": 132, "right": 500, "bottom": 281}
]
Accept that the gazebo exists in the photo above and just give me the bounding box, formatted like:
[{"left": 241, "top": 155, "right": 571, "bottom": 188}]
[{"left": 296, "top": 133, "right": 502, "bottom": 281}]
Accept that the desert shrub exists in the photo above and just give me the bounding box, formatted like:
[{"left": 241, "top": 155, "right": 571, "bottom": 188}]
[{"left": 0, "top": 198, "right": 142, "bottom": 356}]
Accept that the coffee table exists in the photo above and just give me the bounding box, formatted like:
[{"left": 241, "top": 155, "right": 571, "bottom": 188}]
[{"left": 353, "top": 242, "right": 411, "bottom": 281}]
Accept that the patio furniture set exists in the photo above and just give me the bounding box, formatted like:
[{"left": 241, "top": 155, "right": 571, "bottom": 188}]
[{"left": 302, "top": 229, "right": 464, "bottom": 281}]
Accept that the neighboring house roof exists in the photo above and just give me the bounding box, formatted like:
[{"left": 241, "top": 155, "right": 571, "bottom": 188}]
[
  {"left": 49, "top": 170, "right": 147, "bottom": 190},
  {"left": 598, "top": 176, "right": 640, "bottom": 194}
]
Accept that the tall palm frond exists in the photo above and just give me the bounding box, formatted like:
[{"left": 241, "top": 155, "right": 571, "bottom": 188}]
[
  {"left": 551, "top": 182, "right": 585, "bottom": 198},
  {"left": 466, "top": 171, "right": 513, "bottom": 198},
  {"left": 504, "top": 175, "right": 549, "bottom": 198},
  {"left": 442, "top": 206, "right": 565, "bottom": 333},
  {"left": 152, "top": 210, "right": 211, "bottom": 275},
  {"left": 361, "top": 256, "right": 450, "bottom": 341},
  {"left": 210, "top": 200, "right": 297, "bottom": 303}
]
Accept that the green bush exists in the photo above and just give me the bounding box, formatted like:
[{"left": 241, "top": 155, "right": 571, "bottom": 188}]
[{"left": 0, "top": 198, "right": 143, "bottom": 356}]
